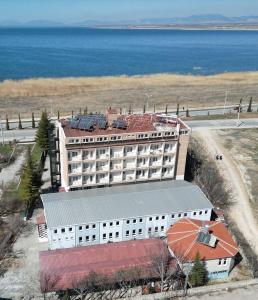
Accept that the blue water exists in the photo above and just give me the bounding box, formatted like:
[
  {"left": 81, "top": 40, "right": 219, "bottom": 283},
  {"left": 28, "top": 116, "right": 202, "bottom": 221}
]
[{"left": 0, "top": 28, "right": 258, "bottom": 81}]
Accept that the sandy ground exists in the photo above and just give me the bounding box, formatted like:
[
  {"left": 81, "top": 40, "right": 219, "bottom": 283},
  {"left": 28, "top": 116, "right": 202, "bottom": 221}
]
[
  {"left": 1, "top": 72, "right": 258, "bottom": 118},
  {"left": 196, "top": 129, "right": 258, "bottom": 255}
]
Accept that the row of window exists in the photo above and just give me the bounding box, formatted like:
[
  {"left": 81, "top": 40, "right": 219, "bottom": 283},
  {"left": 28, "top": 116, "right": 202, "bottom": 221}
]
[
  {"left": 53, "top": 224, "right": 97, "bottom": 234},
  {"left": 67, "top": 131, "right": 180, "bottom": 145},
  {"left": 68, "top": 143, "right": 176, "bottom": 159},
  {"left": 218, "top": 258, "right": 227, "bottom": 266}
]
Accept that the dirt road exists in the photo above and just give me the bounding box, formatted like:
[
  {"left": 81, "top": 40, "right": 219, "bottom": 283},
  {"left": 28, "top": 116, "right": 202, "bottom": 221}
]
[{"left": 196, "top": 129, "right": 258, "bottom": 256}]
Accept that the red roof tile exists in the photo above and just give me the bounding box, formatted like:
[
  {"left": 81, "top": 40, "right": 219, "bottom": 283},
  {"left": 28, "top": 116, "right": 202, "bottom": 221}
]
[
  {"left": 61, "top": 113, "right": 184, "bottom": 138},
  {"left": 167, "top": 218, "right": 239, "bottom": 262},
  {"left": 36, "top": 214, "right": 46, "bottom": 225},
  {"left": 39, "top": 239, "right": 171, "bottom": 292}
]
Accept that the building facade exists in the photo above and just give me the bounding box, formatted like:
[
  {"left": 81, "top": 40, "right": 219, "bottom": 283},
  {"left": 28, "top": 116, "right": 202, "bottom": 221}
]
[
  {"left": 58, "top": 110, "right": 190, "bottom": 191},
  {"left": 41, "top": 181, "right": 213, "bottom": 250}
]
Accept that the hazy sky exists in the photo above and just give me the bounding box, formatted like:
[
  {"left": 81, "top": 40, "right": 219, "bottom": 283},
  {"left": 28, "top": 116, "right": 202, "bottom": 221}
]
[{"left": 0, "top": 0, "right": 258, "bottom": 22}]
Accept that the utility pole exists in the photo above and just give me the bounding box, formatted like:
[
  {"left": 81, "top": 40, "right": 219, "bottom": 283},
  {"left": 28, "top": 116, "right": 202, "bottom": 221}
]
[{"left": 223, "top": 91, "right": 228, "bottom": 115}]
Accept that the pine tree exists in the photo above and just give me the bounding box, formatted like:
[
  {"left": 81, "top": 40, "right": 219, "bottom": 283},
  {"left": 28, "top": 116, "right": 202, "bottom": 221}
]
[
  {"left": 165, "top": 105, "right": 168, "bottom": 115},
  {"left": 57, "top": 110, "right": 60, "bottom": 120},
  {"left": 176, "top": 103, "right": 180, "bottom": 116},
  {"left": 189, "top": 252, "right": 207, "bottom": 287},
  {"left": 247, "top": 97, "right": 253, "bottom": 113},
  {"left": 153, "top": 104, "right": 156, "bottom": 113},
  {"left": 6, "top": 114, "right": 9, "bottom": 130},
  {"left": 32, "top": 113, "right": 35, "bottom": 129},
  {"left": 143, "top": 104, "right": 146, "bottom": 114},
  {"left": 186, "top": 108, "right": 190, "bottom": 117},
  {"left": 18, "top": 114, "right": 22, "bottom": 129},
  {"left": 19, "top": 146, "right": 39, "bottom": 206},
  {"left": 36, "top": 111, "right": 51, "bottom": 153}
]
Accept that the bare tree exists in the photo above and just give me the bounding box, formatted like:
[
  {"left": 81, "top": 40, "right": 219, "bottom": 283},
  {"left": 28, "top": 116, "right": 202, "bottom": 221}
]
[{"left": 40, "top": 272, "right": 60, "bottom": 299}]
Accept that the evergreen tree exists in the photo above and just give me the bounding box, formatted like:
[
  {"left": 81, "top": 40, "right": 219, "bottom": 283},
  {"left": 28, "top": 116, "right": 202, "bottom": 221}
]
[
  {"left": 176, "top": 103, "right": 180, "bottom": 116},
  {"left": 186, "top": 108, "right": 190, "bottom": 117},
  {"left": 19, "top": 146, "right": 39, "bottom": 206},
  {"left": 32, "top": 112, "right": 35, "bottom": 129},
  {"left": 6, "top": 114, "right": 9, "bottom": 130},
  {"left": 165, "top": 105, "right": 168, "bottom": 115},
  {"left": 57, "top": 110, "right": 60, "bottom": 120},
  {"left": 153, "top": 104, "right": 156, "bottom": 113},
  {"left": 143, "top": 104, "right": 146, "bottom": 114},
  {"left": 189, "top": 252, "right": 207, "bottom": 287},
  {"left": 247, "top": 97, "right": 253, "bottom": 113},
  {"left": 18, "top": 114, "right": 22, "bottom": 129},
  {"left": 36, "top": 111, "right": 51, "bottom": 153}
]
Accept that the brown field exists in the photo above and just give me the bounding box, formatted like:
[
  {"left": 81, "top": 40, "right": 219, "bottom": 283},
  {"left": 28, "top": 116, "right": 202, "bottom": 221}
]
[{"left": 1, "top": 71, "right": 258, "bottom": 118}]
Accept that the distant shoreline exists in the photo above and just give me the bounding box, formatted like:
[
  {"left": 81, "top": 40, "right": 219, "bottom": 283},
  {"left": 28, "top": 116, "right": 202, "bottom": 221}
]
[{"left": 84, "top": 25, "right": 258, "bottom": 31}]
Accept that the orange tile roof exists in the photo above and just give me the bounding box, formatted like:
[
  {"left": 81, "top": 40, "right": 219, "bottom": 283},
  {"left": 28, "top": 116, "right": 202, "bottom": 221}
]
[{"left": 167, "top": 218, "right": 239, "bottom": 261}]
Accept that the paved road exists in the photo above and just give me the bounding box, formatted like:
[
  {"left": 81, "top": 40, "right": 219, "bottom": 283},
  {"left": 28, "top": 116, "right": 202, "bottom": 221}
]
[
  {"left": 186, "top": 118, "right": 258, "bottom": 130},
  {"left": 1, "top": 118, "right": 258, "bottom": 143}
]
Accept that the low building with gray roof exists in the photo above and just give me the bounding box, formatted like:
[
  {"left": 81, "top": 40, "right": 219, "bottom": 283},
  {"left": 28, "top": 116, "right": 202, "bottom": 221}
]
[{"left": 41, "top": 180, "right": 213, "bottom": 250}]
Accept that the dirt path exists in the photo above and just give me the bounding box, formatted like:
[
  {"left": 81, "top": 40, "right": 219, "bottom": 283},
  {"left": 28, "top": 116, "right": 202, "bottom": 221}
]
[{"left": 196, "top": 129, "right": 258, "bottom": 256}]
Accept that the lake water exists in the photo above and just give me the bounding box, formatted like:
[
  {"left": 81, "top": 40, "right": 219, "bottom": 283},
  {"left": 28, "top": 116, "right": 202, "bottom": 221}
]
[{"left": 0, "top": 28, "right": 258, "bottom": 81}]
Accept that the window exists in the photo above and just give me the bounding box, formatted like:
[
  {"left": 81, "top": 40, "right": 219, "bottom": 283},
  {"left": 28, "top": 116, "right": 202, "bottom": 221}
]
[
  {"left": 193, "top": 212, "right": 197, "bottom": 216},
  {"left": 178, "top": 213, "right": 182, "bottom": 218},
  {"left": 156, "top": 216, "right": 159, "bottom": 221},
  {"left": 139, "top": 229, "right": 143, "bottom": 235},
  {"left": 85, "top": 225, "right": 89, "bottom": 230},
  {"left": 99, "top": 149, "right": 106, "bottom": 155},
  {"left": 69, "top": 227, "right": 73, "bottom": 232},
  {"left": 126, "top": 220, "right": 130, "bottom": 224},
  {"left": 103, "top": 223, "right": 106, "bottom": 228},
  {"left": 155, "top": 227, "right": 158, "bottom": 233},
  {"left": 109, "top": 233, "right": 113, "bottom": 239},
  {"left": 139, "top": 218, "right": 143, "bottom": 223},
  {"left": 162, "top": 216, "right": 165, "bottom": 220},
  {"left": 133, "top": 219, "right": 137, "bottom": 224},
  {"left": 103, "top": 233, "right": 106, "bottom": 240},
  {"left": 53, "top": 239, "right": 56, "bottom": 242},
  {"left": 126, "top": 146, "right": 133, "bottom": 153},
  {"left": 218, "top": 259, "right": 222, "bottom": 265},
  {"left": 92, "top": 235, "right": 96, "bottom": 241},
  {"left": 116, "top": 221, "right": 120, "bottom": 226},
  {"left": 110, "top": 222, "right": 113, "bottom": 227},
  {"left": 54, "top": 229, "right": 57, "bottom": 234},
  {"left": 199, "top": 211, "right": 203, "bottom": 215},
  {"left": 205, "top": 210, "right": 208, "bottom": 214},
  {"left": 92, "top": 224, "right": 96, "bottom": 229},
  {"left": 86, "top": 236, "right": 89, "bottom": 242},
  {"left": 61, "top": 228, "right": 65, "bottom": 233},
  {"left": 171, "top": 214, "right": 175, "bottom": 219},
  {"left": 115, "top": 232, "right": 119, "bottom": 238},
  {"left": 223, "top": 259, "right": 227, "bottom": 265},
  {"left": 79, "top": 237, "right": 82, "bottom": 242},
  {"left": 79, "top": 226, "right": 82, "bottom": 231},
  {"left": 149, "top": 217, "right": 153, "bottom": 221},
  {"left": 132, "top": 229, "right": 136, "bottom": 236},
  {"left": 184, "top": 213, "right": 187, "bottom": 217},
  {"left": 65, "top": 237, "right": 68, "bottom": 240},
  {"left": 126, "top": 230, "right": 129, "bottom": 237},
  {"left": 148, "top": 227, "right": 152, "bottom": 234},
  {"left": 161, "top": 226, "right": 164, "bottom": 231}
]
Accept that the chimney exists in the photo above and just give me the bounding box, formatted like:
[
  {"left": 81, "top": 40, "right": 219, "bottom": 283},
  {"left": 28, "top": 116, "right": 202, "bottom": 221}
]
[{"left": 106, "top": 107, "right": 119, "bottom": 126}]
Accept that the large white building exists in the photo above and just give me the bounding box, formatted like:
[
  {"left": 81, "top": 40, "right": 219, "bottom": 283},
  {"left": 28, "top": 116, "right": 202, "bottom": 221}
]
[
  {"left": 57, "top": 109, "right": 190, "bottom": 191},
  {"left": 41, "top": 180, "right": 213, "bottom": 250}
]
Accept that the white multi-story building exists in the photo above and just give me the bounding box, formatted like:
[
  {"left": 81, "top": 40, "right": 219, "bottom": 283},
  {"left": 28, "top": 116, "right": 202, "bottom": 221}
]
[
  {"left": 57, "top": 109, "right": 190, "bottom": 191},
  {"left": 41, "top": 180, "right": 213, "bottom": 250}
]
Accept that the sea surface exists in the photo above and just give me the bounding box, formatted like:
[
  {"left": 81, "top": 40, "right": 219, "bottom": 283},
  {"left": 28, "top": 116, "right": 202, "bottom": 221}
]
[{"left": 0, "top": 28, "right": 258, "bottom": 81}]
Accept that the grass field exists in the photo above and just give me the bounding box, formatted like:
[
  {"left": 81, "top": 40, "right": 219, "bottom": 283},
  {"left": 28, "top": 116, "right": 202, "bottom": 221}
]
[
  {"left": 217, "top": 129, "right": 258, "bottom": 217},
  {"left": 1, "top": 71, "right": 258, "bottom": 118}
]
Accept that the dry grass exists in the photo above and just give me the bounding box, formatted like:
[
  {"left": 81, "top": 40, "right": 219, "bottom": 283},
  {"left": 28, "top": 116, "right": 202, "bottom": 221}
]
[{"left": 1, "top": 72, "right": 258, "bottom": 118}]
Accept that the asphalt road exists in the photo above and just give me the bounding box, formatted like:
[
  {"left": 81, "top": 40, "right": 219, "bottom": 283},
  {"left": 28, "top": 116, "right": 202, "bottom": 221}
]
[{"left": 1, "top": 118, "right": 258, "bottom": 143}]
